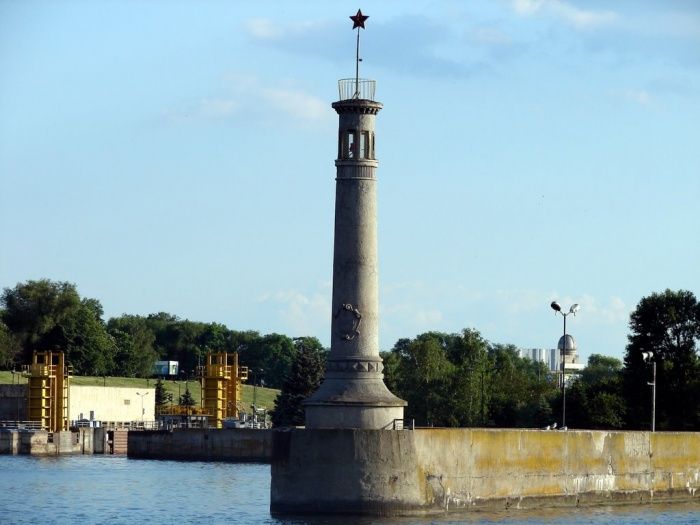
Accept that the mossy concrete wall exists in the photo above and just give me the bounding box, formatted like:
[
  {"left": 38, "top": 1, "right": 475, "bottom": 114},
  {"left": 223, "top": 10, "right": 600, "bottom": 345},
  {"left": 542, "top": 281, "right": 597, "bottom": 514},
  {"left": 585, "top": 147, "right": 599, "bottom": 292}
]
[
  {"left": 128, "top": 428, "right": 273, "bottom": 462},
  {"left": 271, "top": 428, "right": 700, "bottom": 516}
]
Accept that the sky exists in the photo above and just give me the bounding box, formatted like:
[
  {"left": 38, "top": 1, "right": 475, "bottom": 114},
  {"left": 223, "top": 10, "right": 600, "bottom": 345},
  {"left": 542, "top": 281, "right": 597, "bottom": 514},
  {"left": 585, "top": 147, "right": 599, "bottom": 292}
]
[{"left": 1, "top": 1, "right": 698, "bottom": 363}]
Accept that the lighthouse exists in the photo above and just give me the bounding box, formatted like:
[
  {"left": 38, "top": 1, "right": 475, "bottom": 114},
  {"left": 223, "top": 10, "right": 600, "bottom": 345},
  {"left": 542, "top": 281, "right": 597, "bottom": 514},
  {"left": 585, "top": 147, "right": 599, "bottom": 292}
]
[{"left": 304, "top": 10, "right": 406, "bottom": 429}]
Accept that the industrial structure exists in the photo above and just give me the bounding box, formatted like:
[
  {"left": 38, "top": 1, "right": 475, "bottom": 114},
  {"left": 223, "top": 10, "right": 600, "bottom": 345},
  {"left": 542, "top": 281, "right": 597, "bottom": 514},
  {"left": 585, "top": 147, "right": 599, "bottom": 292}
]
[
  {"left": 198, "top": 352, "right": 248, "bottom": 428},
  {"left": 22, "top": 351, "right": 71, "bottom": 432}
]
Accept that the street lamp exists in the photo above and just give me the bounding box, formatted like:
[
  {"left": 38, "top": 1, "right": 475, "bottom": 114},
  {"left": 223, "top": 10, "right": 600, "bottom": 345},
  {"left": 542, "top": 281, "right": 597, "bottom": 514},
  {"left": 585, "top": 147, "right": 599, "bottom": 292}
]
[
  {"left": 252, "top": 368, "right": 264, "bottom": 409},
  {"left": 136, "top": 391, "right": 149, "bottom": 422},
  {"left": 550, "top": 301, "right": 580, "bottom": 429},
  {"left": 641, "top": 351, "right": 656, "bottom": 432}
]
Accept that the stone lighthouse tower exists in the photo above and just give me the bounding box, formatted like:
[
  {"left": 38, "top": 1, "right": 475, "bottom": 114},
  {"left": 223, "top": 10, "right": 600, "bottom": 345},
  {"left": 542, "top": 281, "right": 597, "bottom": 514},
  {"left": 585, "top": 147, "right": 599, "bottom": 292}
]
[{"left": 304, "top": 10, "right": 405, "bottom": 429}]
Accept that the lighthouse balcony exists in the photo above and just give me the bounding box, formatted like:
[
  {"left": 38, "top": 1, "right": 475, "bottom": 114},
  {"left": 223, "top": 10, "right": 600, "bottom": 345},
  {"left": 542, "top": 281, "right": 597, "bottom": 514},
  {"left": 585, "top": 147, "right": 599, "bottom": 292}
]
[{"left": 338, "top": 78, "right": 376, "bottom": 101}]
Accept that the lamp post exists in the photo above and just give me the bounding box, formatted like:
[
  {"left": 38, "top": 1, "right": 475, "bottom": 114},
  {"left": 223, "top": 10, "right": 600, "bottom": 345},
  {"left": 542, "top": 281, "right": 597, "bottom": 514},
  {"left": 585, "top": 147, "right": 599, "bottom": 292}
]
[
  {"left": 136, "top": 391, "right": 149, "bottom": 422},
  {"left": 550, "top": 301, "right": 580, "bottom": 429},
  {"left": 252, "top": 368, "right": 264, "bottom": 409},
  {"left": 641, "top": 351, "right": 656, "bottom": 432}
]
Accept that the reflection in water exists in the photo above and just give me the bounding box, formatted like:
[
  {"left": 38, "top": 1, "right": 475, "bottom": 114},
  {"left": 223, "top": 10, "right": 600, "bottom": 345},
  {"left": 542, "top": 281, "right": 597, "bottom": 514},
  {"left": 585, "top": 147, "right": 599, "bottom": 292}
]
[{"left": 0, "top": 456, "right": 697, "bottom": 525}]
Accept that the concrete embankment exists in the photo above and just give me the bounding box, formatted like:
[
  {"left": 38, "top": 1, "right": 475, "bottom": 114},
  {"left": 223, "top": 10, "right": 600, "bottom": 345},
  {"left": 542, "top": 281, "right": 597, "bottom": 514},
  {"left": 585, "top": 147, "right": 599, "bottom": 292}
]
[
  {"left": 271, "top": 428, "right": 700, "bottom": 515},
  {"left": 128, "top": 428, "right": 273, "bottom": 462},
  {"left": 0, "top": 427, "right": 104, "bottom": 455}
]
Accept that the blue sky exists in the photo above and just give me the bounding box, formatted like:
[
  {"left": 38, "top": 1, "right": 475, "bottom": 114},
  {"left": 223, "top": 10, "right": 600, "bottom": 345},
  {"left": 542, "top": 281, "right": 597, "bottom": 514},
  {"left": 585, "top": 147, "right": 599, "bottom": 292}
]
[{"left": 1, "top": 1, "right": 698, "bottom": 362}]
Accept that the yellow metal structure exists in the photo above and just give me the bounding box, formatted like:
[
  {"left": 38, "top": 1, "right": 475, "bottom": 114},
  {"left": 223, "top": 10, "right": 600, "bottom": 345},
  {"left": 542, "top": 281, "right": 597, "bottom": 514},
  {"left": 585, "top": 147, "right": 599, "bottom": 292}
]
[
  {"left": 199, "top": 352, "right": 248, "bottom": 428},
  {"left": 21, "top": 351, "right": 72, "bottom": 432}
]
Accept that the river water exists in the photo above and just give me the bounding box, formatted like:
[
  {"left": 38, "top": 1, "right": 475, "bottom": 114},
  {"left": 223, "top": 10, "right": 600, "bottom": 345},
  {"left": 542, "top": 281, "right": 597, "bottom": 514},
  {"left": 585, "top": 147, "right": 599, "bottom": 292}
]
[{"left": 0, "top": 456, "right": 698, "bottom": 524}]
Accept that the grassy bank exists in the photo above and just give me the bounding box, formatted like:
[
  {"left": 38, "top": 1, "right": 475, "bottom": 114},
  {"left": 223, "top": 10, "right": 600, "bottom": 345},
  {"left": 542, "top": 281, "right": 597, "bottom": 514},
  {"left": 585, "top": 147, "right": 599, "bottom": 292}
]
[{"left": 0, "top": 370, "right": 279, "bottom": 413}]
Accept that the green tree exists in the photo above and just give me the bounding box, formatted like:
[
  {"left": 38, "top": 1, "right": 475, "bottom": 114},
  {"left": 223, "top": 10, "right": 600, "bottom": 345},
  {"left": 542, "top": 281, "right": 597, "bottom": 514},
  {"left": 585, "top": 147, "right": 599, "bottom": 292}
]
[
  {"left": 57, "top": 299, "right": 116, "bottom": 376},
  {"left": 1, "top": 279, "right": 82, "bottom": 364},
  {"left": 566, "top": 355, "right": 625, "bottom": 429},
  {"left": 0, "top": 280, "right": 116, "bottom": 374},
  {"left": 487, "top": 344, "right": 556, "bottom": 428},
  {"left": 0, "top": 320, "right": 20, "bottom": 369},
  {"left": 107, "top": 315, "right": 158, "bottom": 377},
  {"left": 623, "top": 289, "right": 700, "bottom": 430},
  {"left": 179, "top": 386, "right": 196, "bottom": 407},
  {"left": 392, "top": 332, "right": 455, "bottom": 427},
  {"left": 271, "top": 337, "right": 325, "bottom": 427},
  {"left": 155, "top": 379, "right": 172, "bottom": 407},
  {"left": 240, "top": 333, "right": 297, "bottom": 389},
  {"left": 389, "top": 330, "right": 558, "bottom": 428}
]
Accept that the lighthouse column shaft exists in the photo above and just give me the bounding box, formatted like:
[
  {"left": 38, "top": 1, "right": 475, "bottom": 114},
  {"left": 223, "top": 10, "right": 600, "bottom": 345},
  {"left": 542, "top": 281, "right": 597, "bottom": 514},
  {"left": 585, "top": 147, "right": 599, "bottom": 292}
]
[
  {"left": 331, "top": 169, "right": 378, "bottom": 357},
  {"left": 304, "top": 98, "right": 405, "bottom": 429}
]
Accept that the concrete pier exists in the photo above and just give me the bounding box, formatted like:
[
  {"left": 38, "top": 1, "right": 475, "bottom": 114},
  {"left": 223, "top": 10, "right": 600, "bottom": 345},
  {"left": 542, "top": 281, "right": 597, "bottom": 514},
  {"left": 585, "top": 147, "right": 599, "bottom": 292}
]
[
  {"left": 0, "top": 427, "right": 101, "bottom": 455},
  {"left": 271, "top": 428, "right": 700, "bottom": 516},
  {"left": 128, "top": 428, "right": 272, "bottom": 462}
]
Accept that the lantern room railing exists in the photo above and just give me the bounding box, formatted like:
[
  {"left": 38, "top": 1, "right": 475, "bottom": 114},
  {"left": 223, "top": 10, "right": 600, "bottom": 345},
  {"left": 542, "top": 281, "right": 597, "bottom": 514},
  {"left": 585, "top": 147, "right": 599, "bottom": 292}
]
[{"left": 338, "top": 78, "right": 376, "bottom": 101}]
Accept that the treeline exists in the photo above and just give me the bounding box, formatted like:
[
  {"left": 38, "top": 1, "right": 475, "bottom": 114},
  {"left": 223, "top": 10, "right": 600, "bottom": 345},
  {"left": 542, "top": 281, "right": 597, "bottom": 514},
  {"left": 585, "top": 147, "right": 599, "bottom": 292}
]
[
  {"left": 0, "top": 279, "right": 323, "bottom": 389},
  {"left": 2, "top": 280, "right": 698, "bottom": 430},
  {"left": 380, "top": 331, "right": 626, "bottom": 430},
  {"left": 379, "top": 289, "right": 699, "bottom": 431}
]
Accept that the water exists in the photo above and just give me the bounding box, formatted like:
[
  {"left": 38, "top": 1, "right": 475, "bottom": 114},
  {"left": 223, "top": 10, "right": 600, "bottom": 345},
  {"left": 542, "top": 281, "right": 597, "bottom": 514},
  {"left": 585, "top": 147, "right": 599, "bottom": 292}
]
[{"left": 0, "top": 456, "right": 698, "bottom": 525}]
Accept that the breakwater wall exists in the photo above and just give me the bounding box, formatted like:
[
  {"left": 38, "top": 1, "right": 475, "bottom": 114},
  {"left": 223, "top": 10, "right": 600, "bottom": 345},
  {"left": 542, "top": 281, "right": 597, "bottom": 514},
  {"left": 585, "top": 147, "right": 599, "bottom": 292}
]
[
  {"left": 271, "top": 428, "right": 700, "bottom": 515},
  {"left": 0, "top": 427, "right": 104, "bottom": 455},
  {"left": 128, "top": 428, "right": 273, "bottom": 462}
]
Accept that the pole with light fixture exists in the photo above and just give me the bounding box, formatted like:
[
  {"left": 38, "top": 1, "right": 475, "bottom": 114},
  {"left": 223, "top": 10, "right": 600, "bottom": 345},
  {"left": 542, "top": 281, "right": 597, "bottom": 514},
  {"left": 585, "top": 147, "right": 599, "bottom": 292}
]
[
  {"left": 136, "top": 391, "right": 149, "bottom": 422},
  {"left": 641, "top": 351, "right": 656, "bottom": 432},
  {"left": 550, "top": 301, "right": 580, "bottom": 429}
]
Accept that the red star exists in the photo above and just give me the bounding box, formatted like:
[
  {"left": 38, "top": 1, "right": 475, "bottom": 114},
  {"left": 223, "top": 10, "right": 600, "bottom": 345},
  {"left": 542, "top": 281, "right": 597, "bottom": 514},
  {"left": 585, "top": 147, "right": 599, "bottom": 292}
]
[{"left": 350, "top": 9, "right": 369, "bottom": 29}]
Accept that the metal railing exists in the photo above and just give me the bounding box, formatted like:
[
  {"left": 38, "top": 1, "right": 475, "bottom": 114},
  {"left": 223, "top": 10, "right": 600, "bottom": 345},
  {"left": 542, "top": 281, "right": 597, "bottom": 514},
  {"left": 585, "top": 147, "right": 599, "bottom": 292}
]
[
  {"left": 0, "top": 420, "right": 43, "bottom": 430},
  {"left": 338, "top": 78, "right": 376, "bottom": 101},
  {"left": 383, "top": 418, "right": 415, "bottom": 430}
]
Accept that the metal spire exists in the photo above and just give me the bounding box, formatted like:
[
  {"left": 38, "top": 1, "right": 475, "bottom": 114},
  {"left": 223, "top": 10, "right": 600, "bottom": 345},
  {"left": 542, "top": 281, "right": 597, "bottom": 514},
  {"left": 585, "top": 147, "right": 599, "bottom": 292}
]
[{"left": 349, "top": 9, "right": 369, "bottom": 98}]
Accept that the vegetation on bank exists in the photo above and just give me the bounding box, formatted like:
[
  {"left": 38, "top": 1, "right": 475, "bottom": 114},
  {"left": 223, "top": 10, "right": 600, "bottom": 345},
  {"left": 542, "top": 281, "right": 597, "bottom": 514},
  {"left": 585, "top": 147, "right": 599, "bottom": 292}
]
[{"left": 1, "top": 280, "right": 698, "bottom": 430}]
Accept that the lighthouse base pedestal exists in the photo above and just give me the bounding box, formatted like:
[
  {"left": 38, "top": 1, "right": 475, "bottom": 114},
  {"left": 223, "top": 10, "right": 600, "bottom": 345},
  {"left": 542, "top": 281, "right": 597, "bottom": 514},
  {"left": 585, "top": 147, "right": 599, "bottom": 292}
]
[{"left": 305, "top": 403, "right": 404, "bottom": 430}]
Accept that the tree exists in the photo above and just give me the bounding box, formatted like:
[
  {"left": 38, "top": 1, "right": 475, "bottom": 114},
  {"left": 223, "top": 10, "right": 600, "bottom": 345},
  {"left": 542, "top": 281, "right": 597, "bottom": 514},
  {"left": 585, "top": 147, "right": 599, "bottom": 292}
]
[
  {"left": 1, "top": 279, "right": 82, "bottom": 364},
  {"left": 487, "top": 344, "right": 556, "bottom": 428},
  {"left": 155, "top": 379, "right": 172, "bottom": 407},
  {"left": 107, "top": 315, "right": 158, "bottom": 377},
  {"left": 57, "top": 299, "right": 116, "bottom": 376},
  {"left": 388, "top": 329, "right": 559, "bottom": 428},
  {"left": 393, "top": 333, "right": 455, "bottom": 427},
  {"left": 0, "top": 320, "right": 20, "bottom": 369},
  {"left": 271, "top": 338, "right": 325, "bottom": 427},
  {"left": 566, "top": 355, "right": 625, "bottom": 429},
  {"left": 241, "top": 333, "right": 297, "bottom": 389},
  {"left": 623, "top": 289, "right": 700, "bottom": 430},
  {"left": 0, "top": 280, "right": 117, "bottom": 374},
  {"left": 179, "top": 386, "right": 196, "bottom": 407}
]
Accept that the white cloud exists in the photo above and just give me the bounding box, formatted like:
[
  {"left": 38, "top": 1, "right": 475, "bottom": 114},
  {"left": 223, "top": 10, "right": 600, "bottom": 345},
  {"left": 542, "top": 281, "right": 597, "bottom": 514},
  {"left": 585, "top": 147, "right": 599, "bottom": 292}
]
[
  {"left": 262, "top": 87, "right": 328, "bottom": 122},
  {"left": 257, "top": 287, "right": 331, "bottom": 338},
  {"left": 573, "top": 294, "right": 629, "bottom": 325},
  {"left": 243, "top": 18, "right": 323, "bottom": 42},
  {"left": 164, "top": 74, "right": 331, "bottom": 126},
  {"left": 512, "top": 0, "right": 546, "bottom": 15},
  {"left": 244, "top": 18, "right": 283, "bottom": 40},
  {"left": 512, "top": 0, "right": 617, "bottom": 29}
]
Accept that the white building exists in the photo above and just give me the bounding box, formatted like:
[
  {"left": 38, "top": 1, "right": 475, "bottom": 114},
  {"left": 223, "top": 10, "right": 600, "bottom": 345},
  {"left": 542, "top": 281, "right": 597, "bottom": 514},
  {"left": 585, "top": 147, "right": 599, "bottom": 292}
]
[
  {"left": 520, "top": 339, "right": 585, "bottom": 377},
  {"left": 520, "top": 347, "right": 559, "bottom": 372},
  {"left": 69, "top": 386, "right": 155, "bottom": 426}
]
